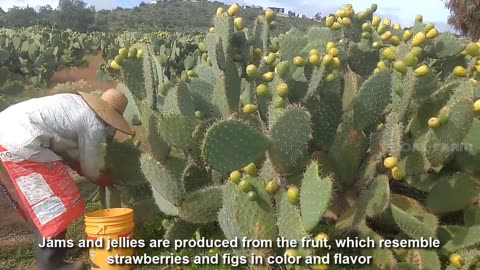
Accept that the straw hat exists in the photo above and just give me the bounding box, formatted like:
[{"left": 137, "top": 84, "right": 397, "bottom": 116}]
[{"left": 77, "top": 89, "right": 133, "bottom": 135}]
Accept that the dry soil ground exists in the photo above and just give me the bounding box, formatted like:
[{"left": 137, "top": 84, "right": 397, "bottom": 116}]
[{"left": 0, "top": 54, "right": 116, "bottom": 269}]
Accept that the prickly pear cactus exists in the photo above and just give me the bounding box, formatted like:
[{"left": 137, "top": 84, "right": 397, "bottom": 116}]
[{"left": 115, "top": 3, "right": 480, "bottom": 269}]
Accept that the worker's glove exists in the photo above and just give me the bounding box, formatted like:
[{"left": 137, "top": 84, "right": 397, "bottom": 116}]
[
  {"left": 68, "top": 161, "right": 84, "bottom": 177},
  {"left": 96, "top": 174, "right": 114, "bottom": 187}
]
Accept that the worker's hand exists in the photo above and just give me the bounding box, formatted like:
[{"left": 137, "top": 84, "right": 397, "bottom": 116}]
[{"left": 96, "top": 174, "right": 114, "bottom": 187}]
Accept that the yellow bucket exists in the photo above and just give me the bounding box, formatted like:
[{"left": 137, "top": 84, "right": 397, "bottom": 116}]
[{"left": 84, "top": 208, "right": 135, "bottom": 270}]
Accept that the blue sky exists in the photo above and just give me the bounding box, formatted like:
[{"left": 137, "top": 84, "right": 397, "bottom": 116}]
[{"left": 1, "top": 0, "right": 455, "bottom": 32}]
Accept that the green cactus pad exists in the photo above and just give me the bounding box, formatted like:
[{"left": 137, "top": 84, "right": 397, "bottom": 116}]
[
  {"left": 141, "top": 107, "right": 171, "bottom": 162},
  {"left": 182, "top": 161, "right": 212, "bottom": 193},
  {"left": 117, "top": 83, "right": 143, "bottom": 126},
  {"left": 442, "top": 225, "right": 480, "bottom": 252},
  {"left": 252, "top": 16, "right": 270, "bottom": 53},
  {"left": 275, "top": 189, "right": 309, "bottom": 241},
  {"left": 423, "top": 32, "right": 465, "bottom": 59},
  {"left": 413, "top": 72, "right": 440, "bottom": 99},
  {"left": 105, "top": 140, "right": 145, "bottom": 186},
  {"left": 222, "top": 61, "right": 242, "bottom": 113},
  {"left": 464, "top": 207, "right": 480, "bottom": 227},
  {"left": 221, "top": 177, "right": 278, "bottom": 241},
  {"left": 178, "top": 186, "right": 223, "bottom": 224},
  {"left": 0, "top": 49, "right": 10, "bottom": 63},
  {"left": 131, "top": 198, "right": 161, "bottom": 224},
  {"left": 268, "top": 106, "right": 311, "bottom": 173},
  {"left": 330, "top": 117, "right": 369, "bottom": 186},
  {"left": 353, "top": 69, "right": 393, "bottom": 131},
  {"left": 152, "top": 188, "right": 179, "bottom": 216},
  {"left": 347, "top": 43, "right": 379, "bottom": 77},
  {"left": 425, "top": 100, "right": 475, "bottom": 166},
  {"left": 121, "top": 59, "right": 146, "bottom": 100},
  {"left": 425, "top": 174, "right": 480, "bottom": 214},
  {"left": 162, "top": 81, "right": 196, "bottom": 124},
  {"left": 140, "top": 154, "right": 186, "bottom": 206},
  {"left": 395, "top": 263, "right": 419, "bottom": 270},
  {"left": 342, "top": 70, "right": 361, "bottom": 112},
  {"left": 164, "top": 218, "right": 198, "bottom": 242},
  {"left": 364, "top": 175, "right": 391, "bottom": 217},
  {"left": 278, "top": 28, "right": 307, "bottom": 63},
  {"left": 201, "top": 119, "right": 270, "bottom": 173},
  {"left": 358, "top": 226, "right": 397, "bottom": 269},
  {"left": 157, "top": 112, "right": 194, "bottom": 149},
  {"left": 390, "top": 204, "right": 437, "bottom": 240},
  {"left": 300, "top": 162, "right": 333, "bottom": 232}
]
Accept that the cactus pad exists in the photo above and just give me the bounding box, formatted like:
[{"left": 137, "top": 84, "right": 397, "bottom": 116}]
[
  {"left": 157, "top": 112, "right": 194, "bottom": 149},
  {"left": 353, "top": 69, "right": 393, "bottom": 130},
  {"left": 300, "top": 162, "right": 333, "bottom": 232},
  {"left": 201, "top": 119, "right": 270, "bottom": 172},
  {"left": 178, "top": 186, "right": 223, "bottom": 224},
  {"left": 390, "top": 204, "right": 436, "bottom": 240}
]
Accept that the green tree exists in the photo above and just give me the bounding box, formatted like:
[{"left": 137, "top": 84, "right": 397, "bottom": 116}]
[
  {"left": 55, "top": 0, "right": 95, "bottom": 32},
  {"left": 3, "top": 6, "right": 38, "bottom": 28}
]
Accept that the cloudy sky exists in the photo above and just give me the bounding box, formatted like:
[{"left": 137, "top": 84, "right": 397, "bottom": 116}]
[{"left": 0, "top": 0, "right": 455, "bottom": 31}]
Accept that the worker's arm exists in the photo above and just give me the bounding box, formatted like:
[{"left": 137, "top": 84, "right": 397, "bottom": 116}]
[{"left": 77, "top": 125, "right": 105, "bottom": 184}]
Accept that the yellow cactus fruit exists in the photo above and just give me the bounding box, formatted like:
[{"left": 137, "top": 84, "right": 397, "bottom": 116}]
[
  {"left": 265, "top": 180, "right": 279, "bottom": 194},
  {"left": 383, "top": 18, "right": 392, "bottom": 26},
  {"left": 262, "top": 72, "right": 275, "bottom": 82},
  {"left": 414, "top": 64, "right": 429, "bottom": 76},
  {"left": 410, "top": 46, "right": 423, "bottom": 57},
  {"left": 209, "top": 27, "right": 216, "bottom": 33},
  {"left": 426, "top": 28, "right": 439, "bottom": 39},
  {"left": 382, "top": 47, "right": 396, "bottom": 61},
  {"left": 326, "top": 16, "right": 335, "bottom": 27},
  {"left": 309, "top": 53, "right": 321, "bottom": 66},
  {"left": 424, "top": 23, "right": 435, "bottom": 32},
  {"left": 335, "top": 9, "right": 346, "bottom": 18},
  {"left": 362, "top": 22, "right": 372, "bottom": 32},
  {"left": 357, "top": 11, "right": 366, "bottom": 20},
  {"left": 412, "top": 32, "right": 426, "bottom": 46},
  {"left": 383, "top": 157, "right": 398, "bottom": 169},
  {"left": 293, "top": 56, "right": 306, "bottom": 67},
  {"left": 465, "top": 42, "right": 480, "bottom": 56},
  {"left": 377, "top": 24, "right": 387, "bottom": 35},
  {"left": 110, "top": 60, "right": 122, "bottom": 70},
  {"left": 315, "top": 233, "right": 329, "bottom": 241},
  {"left": 404, "top": 53, "right": 418, "bottom": 67},
  {"left": 323, "top": 54, "right": 333, "bottom": 66},
  {"left": 374, "top": 68, "right": 380, "bottom": 74},
  {"left": 377, "top": 61, "right": 387, "bottom": 70},
  {"left": 227, "top": 3, "right": 240, "bottom": 16},
  {"left": 309, "top": 49, "right": 319, "bottom": 56},
  {"left": 332, "top": 22, "right": 342, "bottom": 30},
  {"left": 229, "top": 170, "right": 241, "bottom": 184},
  {"left": 403, "top": 30, "right": 413, "bottom": 42},
  {"left": 276, "top": 82, "right": 288, "bottom": 98},
  {"left": 390, "top": 36, "right": 401, "bottom": 46},
  {"left": 453, "top": 66, "right": 467, "bottom": 77},
  {"left": 393, "top": 23, "right": 401, "bottom": 30},
  {"left": 284, "top": 249, "right": 300, "bottom": 258},
  {"left": 381, "top": 31, "right": 393, "bottom": 41},
  {"left": 253, "top": 48, "right": 262, "bottom": 57},
  {"left": 265, "top": 8, "right": 276, "bottom": 22},
  {"left": 391, "top": 166, "right": 405, "bottom": 180},
  {"left": 243, "top": 162, "right": 257, "bottom": 176},
  {"left": 428, "top": 117, "right": 441, "bottom": 128},
  {"left": 476, "top": 65, "right": 480, "bottom": 73},
  {"left": 449, "top": 253, "right": 463, "bottom": 268},
  {"left": 331, "top": 57, "right": 341, "bottom": 69},
  {"left": 243, "top": 104, "right": 257, "bottom": 114},
  {"left": 326, "top": 73, "right": 336, "bottom": 81},
  {"left": 216, "top": 7, "right": 224, "bottom": 15},
  {"left": 234, "top": 17, "right": 244, "bottom": 30},
  {"left": 326, "top": 41, "right": 336, "bottom": 51},
  {"left": 287, "top": 186, "right": 300, "bottom": 204},
  {"left": 328, "top": 47, "right": 340, "bottom": 57},
  {"left": 415, "top": 14, "right": 423, "bottom": 22},
  {"left": 372, "top": 41, "right": 382, "bottom": 50},
  {"left": 341, "top": 17, "right": 352, "bottom": 26},
  {"left": 473, "top": 99, "right": 480, "bottom": 113},
  {"left": 372, "top": 16, "right": 381, "bottom": 26},
  {"left": 394, "top": 61, "right": 408, "bottom": 74}
]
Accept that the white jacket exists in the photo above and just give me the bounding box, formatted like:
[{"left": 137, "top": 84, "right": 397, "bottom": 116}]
[{"left": 0, "top": 93, "right": 106, "bottom": 181}]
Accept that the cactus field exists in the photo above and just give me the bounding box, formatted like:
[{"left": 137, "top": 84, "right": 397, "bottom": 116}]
[{"left": 1, "top": 2, "right": 480, "bottom": 270}]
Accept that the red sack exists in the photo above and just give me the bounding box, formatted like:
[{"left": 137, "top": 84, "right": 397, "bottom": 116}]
[{"left": 0, "top": 145, "right": 85, "bottom": 239}]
